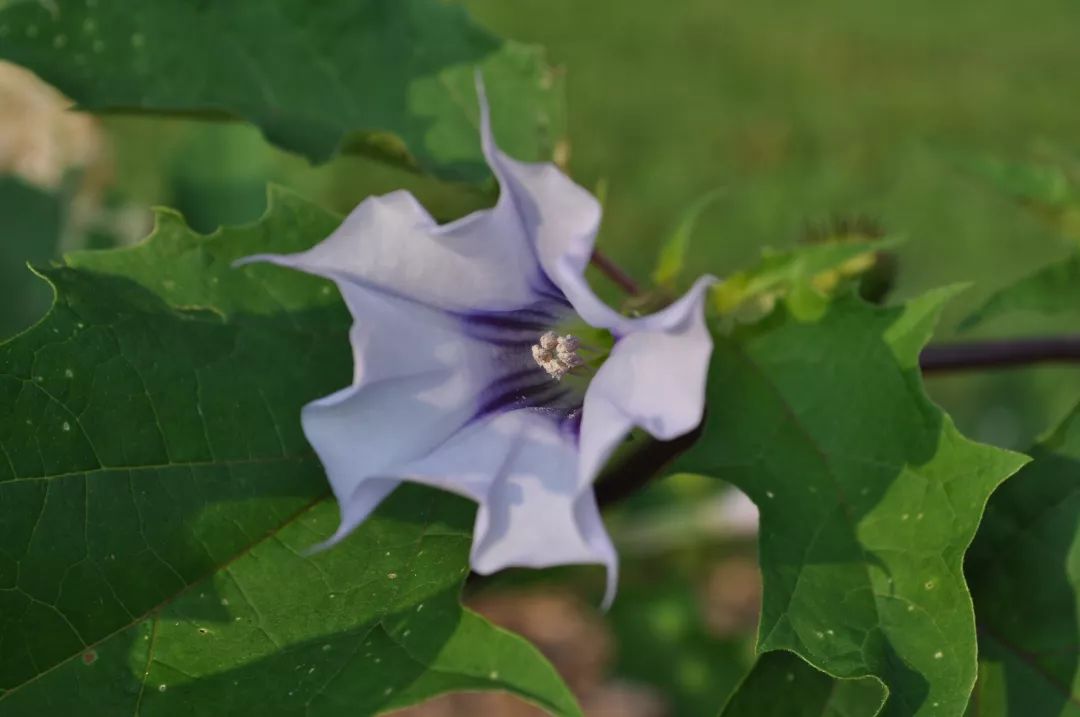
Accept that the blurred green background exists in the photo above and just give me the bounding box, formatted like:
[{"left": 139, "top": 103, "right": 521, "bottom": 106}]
[{"left": 4, "top": 0, "right": 1080, "bottom": 712}]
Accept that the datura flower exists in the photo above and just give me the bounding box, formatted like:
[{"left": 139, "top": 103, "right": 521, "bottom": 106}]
[{"left": 238, "top": 80, "right": 714, "bottom": 606}]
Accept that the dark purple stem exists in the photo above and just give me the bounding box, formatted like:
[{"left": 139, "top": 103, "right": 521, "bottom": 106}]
[
  {"left": 590, "top": 250, "right": 641, "bottom": 296},
  {"left": 595, "top": 423, "right": 704, "bottom": 508},
  {"left": 919, "top": 336, "right": 1080, "bottom": 373}
]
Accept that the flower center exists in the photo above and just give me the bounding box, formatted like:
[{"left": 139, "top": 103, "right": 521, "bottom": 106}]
[
  {"left": 461, "top": 303, "right": 613, "bottom": 433},
  {"left": 531, "top": 331, "right": 583, "bottom": 381}
]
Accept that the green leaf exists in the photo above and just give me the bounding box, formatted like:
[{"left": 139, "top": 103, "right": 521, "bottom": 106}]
[
  {"left": 721, "top": 651, "right": 886, "bottom": 717},
  {"left": 168, "top": 124, "right": 277, "bottom": 234},
  {"left": 0, "top": 0, "right": 565, "bottom": 180},
  {"left": 710, "top": 237, "right": 900, "bottom": 319},
  {"left": 960, "top": 253, "right": 1080, "bottom": 331},
  {"left": 965, "top": 404, "right": 1080, "bottom": 716},
  {"left": 0, "top": 188, "right": 580, "bottom": 715},
  {"left": 0, "top": 176, "right": 62, "bottom": 340},
  {"left": 652, "top": 188, "right": 724, "bottom": 289},
  {"left": 677, "top": 288, "right": 1029, "bottom": 716}
]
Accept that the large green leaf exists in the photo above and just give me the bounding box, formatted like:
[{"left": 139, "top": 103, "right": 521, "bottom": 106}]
[
  {"left": 960, "top": 253, "right": 1080, "bottom": 331},
  {"left": 0, "top": 176, "right": 62, "bottom": 340},
  {"left": 965, "top": 405, "right": 1080, "bottom": 716},
  {"left": 677, "top": 289, "right": 1029, "bottom": 716},
  {"left": 0, "top": 188, "right": 580, "bottom": 715},
  {"left": 721, "top": 651, "right": 885, "bottom": 717},
  {"left": 0, "top": 0, "right": 565, "bottom": 179}
]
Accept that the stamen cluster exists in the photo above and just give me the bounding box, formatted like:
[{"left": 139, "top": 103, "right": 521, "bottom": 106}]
[{"left": 531, "top": 331, "right": 583, "bottom": 381}]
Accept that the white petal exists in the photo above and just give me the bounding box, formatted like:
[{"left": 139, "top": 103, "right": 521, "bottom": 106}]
[
  {"left": 282, "top": 276, "right": 619, "bottom": 600},
  {"left": 298, "top": 283, "right": 493, "bottom": 544},
  {"left": 472, "top": 75, "right": 717, "bottom": 340},
  {"left": 389, "top": 409, "right": 619, "bottom": 605},
  {"left": 474, "top": 83, "right": 622, "bottom": 329},
  {"left": 471, "top": 75, "right": 717, "bottom": 508},
  {"left": 238, "top": 186, "right": 543, "bottom": 312},
  {"left": 578, "top": 277, "right": 715, "bottom": 486}
]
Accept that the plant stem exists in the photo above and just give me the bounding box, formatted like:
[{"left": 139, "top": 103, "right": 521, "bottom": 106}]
[
  {"left": 920, "top": 336, "right": 1080, "bottom": 373},
  {"left": 590, "top": 250, "right": 641, "bottom": 295},
  {"left": 595, "top": 424, "right": 704, "bottom": 509}
]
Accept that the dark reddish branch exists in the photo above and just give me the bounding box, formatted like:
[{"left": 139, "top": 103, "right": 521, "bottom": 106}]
[
  {"left": 590, "top": 250, "right": 641, "bottom": 295},
  {"left": 595, "top": 423, "right": 704, "bottom": 509},
  {"left": 919, "top": 337, "right": 1080, "bottom": 374}
]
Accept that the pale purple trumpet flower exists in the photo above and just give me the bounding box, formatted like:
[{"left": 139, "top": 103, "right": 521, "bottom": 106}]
[{"left": 238, "top": 79, "right": 715, "bottom": 607}]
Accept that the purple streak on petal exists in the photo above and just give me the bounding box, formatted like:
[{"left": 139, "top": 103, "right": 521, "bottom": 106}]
[
  {"left": 456, "top": 298, "right": 572, "bottom": 347},
  {"left": 474, "top": 365, "right": 575, "bottom": 415},
  {"left": 462, "top": 311, "right": 550, "bottom": 332},
  {"left": 476, "top": 381, "right": 572, "bottom": 420},
  {"left": 532, "top": 274, "right": 574, "bottom": 309}
]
